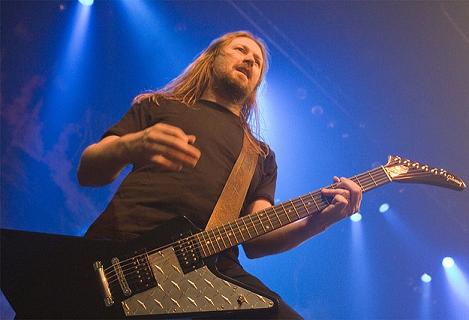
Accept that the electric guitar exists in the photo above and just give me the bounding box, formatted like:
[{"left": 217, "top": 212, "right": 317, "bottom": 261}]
[{"left": 1, "top": 155, "right": 465, "bottom": 319}]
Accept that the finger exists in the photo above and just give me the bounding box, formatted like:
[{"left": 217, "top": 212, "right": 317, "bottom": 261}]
[
  {"left": 188, "top": 135, "right": 196, "bottom": 145},
  {"left": 150, "top": 154, "right": 184, "bottom": 172},
  {"left": 332, "top": 194, "right": 348, "bottom": 207},
  {"left": 152, "top": 143, "right": 200, "bottom": 168},
  {"left": 323, "top": 194, "right": 347, "bottom": 216},
  {"left": 147, "top": 132, "right": 201, "bottom": 163},
  {"left": 145, "top": 124, "right": 200, "bottom": 160},
  {"left": 337, "top": 177, "right": 362, "bottom": 213},
  {"left": 322, "top": 188, "right": 350, "bottom": 200},
  {"left": 153, "top": 123, "right": 192, "bottom": 143}
]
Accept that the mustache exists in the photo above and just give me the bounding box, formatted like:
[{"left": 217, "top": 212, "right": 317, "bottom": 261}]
[{"left": 235, "top": 64, "right": 252, "bottom": 79}]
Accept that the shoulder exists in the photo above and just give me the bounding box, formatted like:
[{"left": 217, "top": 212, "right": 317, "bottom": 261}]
[{"left": 131, "top": 95, "right": 187, "bottom": 114}]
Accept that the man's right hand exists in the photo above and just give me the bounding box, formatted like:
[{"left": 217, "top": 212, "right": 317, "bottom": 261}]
[
  {"left": 126, "top": 123, "right": 201, "bottom": 171},
  {"left": 77, "top": 123, "right": 201, "bottom": 186}
]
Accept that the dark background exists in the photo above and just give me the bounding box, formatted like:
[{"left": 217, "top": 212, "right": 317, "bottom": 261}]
[{"left": 1, "top": 1, "right": 468, "bottom": 318}]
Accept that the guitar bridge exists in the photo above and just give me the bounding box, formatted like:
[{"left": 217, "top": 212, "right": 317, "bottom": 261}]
[{"left": 93, "top": 261, "right": 114, "bottom": 307}]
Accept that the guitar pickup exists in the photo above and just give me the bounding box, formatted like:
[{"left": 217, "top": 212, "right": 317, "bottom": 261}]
[
  {"left": 126, "top": 249, "right": 157, "bottom": 294},
  {"left": 174, "top": 237, "right": 204, "bottom": 274}
]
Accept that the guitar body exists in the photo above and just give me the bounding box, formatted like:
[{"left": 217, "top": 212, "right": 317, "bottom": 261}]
[{"left": 1, "top": 217, "right": 276, "bottom": 319}]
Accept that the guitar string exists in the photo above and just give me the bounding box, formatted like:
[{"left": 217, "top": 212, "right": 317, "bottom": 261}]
[
  {"left": 103, "top": 169, "right": 391, "bottom": 283},
  {"left": 166, "top": 166, "right": 389, "bottom": 258},
  {"left": 104, "top": 170, "right": 391, "bottom": 283},
  {"left": 105, "top": 175, "right": 392, "bottom": 286},
  {"left": 169, "top": 168, "right": 391, "bottom": 257},
  {"left": 106, "top": 167, "right": 388, "bottom": 280},
  {"left": 103, "top": 168, "right": 390, "bottom": 281}
]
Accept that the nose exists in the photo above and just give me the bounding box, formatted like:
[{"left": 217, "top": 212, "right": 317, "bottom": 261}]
[{"left": 243, "top": 56, "right": 254, "bottom": 67}]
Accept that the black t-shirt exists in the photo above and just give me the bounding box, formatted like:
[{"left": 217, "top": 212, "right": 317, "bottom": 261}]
[{"left": 85, "top": 97, "right": 277, "bottom": 241}]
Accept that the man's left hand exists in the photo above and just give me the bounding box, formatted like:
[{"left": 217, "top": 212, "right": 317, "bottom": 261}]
[{"left": 319, "top": 176, "right": 363, "bottom": 227}]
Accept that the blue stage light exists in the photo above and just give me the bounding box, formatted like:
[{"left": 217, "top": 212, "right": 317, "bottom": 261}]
[
  {"left": 421, "top": 273, "right": 432, "bottom": 283},
  {"left": 379, "top": 203, "right": 390, "bottom": 213},
  {"left": 78, "top": 0, "right": 94, "bottom": 6},
  {"left": 350, "top": 213, "right": 362, "bottom": 222},
  {"left": 442, "top": 257, "right": 455, "bottom": 269}
]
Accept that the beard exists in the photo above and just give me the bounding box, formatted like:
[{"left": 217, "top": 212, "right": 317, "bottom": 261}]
[{"left": 211, "top": 68, "right": 251, "bottom": 104}]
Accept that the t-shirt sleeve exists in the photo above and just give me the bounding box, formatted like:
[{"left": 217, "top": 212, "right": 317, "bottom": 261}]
[
  {"left": 101, "top": 99, "right": 154, "bottom": 139},
  {"left": 250, "top": 149, "right": 278, "bottom": 206}
]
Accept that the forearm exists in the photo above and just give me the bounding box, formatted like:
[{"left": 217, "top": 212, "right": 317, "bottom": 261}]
[
  {"left": 244, "top": 177, "right": 363, "bottom": 259},
  {"left": 243, "top": 215, "right": 326, "bottom": 258},
  {"left": 77, "top": 134, "right": 138, "bottom": 186}
]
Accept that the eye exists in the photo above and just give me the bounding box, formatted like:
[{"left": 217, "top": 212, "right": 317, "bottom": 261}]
[{"left": 235, "top": 46, "right": 246, "bottom": 53}]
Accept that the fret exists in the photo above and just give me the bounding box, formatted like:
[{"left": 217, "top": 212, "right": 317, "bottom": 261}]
[
  {"left": 198, "top": 231, "right": 207, "bottom": 256},
  {"left": 258, "top": 212, "right": 267, "bottom": 232},
  {"left": 272, "top": 206, "right": 285, "bottom": 226},
  {"left": 309, "top": 193, "right": 321, "bottom": 212},
  {"left": 283, "top": 203, "right": 295, "bottom": 221},
  {"left": 212, "top": 228, "right": 222, "bottom": 252},
  {"left": 210, "top": 229, "right": 223, "bottom": 252},
  {"left": 265, "top": 210, "right": 275, "bottom": 229},
  {"left": 354, "top": 175, "right": 364, "bottom": 191},
  {"left": 205, "top": 231, "right": 216, "bottom": 255},
  {"left": 381, "top": 165, "right": 392, "bottom": 182},
  {"left": 195, "top": 233, "right": 207, "bottom": 257},
  {"left": 222, "top": 225, "right": 234, "bottom": 246},
  {"left": 299, "top": 196, "right": 310, "bottom": 216},
  {"left": 235, "top": 220, "right": 246, "bottom": 242},
  {"left": 249, "top": 214, "right": 260, "bottom": 235},
  {"left": 277, "top": 204, "right": 291, "bottom": 223},
  {"left": 309, "top": 193, "right": 321, "bottom": 211},
  {"left": 279, "top": 203, "right": 289, "bottom": 222},
  {"left": 367, "top": 171, "right": 378, "bottom": 186},
  {"left": 290, "top": 200, "right": 301, "bottom": 219},
  {"left": 216, "top": 227, "right": 228, "bottom": 250},
  {"left": 242, "top": 217, "right": 252, "bottom": 238},
  {"left": 225, "top": 224, "right": 236, "bottom": 244},
  {"left": 321, "top": 192, "right": 331, "bottom": 205},
  {"left": 229, "top": 223, "right": 239, "bottom": 243}
]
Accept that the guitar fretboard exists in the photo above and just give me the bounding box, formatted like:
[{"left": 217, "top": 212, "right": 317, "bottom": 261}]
[{"left": 182, "top": 166, "right": 391, "bottom": 258}]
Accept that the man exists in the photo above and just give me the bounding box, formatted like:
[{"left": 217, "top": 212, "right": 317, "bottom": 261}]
[{"left": 78, "top": 31, "right": 362, "bottom": 319}]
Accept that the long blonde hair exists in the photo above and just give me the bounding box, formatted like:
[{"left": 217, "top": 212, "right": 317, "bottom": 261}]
[{"left": 134, "top": 31, "right": 270, "bottom": 156}]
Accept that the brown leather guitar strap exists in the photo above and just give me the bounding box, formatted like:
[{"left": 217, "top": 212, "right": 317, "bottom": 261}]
[{"left": 205, "top": 132, "right": 259, "bottom": 230}]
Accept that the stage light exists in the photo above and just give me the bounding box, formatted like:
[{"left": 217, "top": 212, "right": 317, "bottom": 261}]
[
  {"left": 442, "top": 257, "right": 455, "bottom": 269},
  {"left": 379, "top": 203, "right": 390, "bottom": 213},
  {"left": 350, "top": 213, "right": 362, "bottom": 222},
  {"left": 78, "top": 0, "right": 94, "bottom": 6},
  {"left": 421, "top": 273, "right": 432, "bottom": 283}
]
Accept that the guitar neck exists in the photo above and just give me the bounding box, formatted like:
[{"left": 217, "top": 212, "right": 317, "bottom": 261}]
[{"left": 192, "top": 166, "right": 392, "bottom": 258}]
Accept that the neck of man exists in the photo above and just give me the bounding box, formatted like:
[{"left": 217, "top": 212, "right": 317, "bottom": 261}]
[{"left": 200, "top": 87, "right": 244, "bottom": 117}]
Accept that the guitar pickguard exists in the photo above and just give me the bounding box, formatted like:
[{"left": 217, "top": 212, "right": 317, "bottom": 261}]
[{"left": 121, "top": 247, "right": 274, "bottom": 317}]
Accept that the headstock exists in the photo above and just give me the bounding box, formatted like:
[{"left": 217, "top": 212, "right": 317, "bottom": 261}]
[{"left": 383, "top": 155, "right": 466, "bottom": 191}]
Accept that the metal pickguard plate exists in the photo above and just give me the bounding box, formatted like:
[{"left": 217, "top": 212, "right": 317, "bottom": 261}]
[{"left": 122, "top": 247, "right": 274, "bottom": 317}]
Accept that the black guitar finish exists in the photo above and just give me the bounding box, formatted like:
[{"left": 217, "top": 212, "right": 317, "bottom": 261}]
[{"left": 1, "top": 217, "right": 276, "bottom": 319}]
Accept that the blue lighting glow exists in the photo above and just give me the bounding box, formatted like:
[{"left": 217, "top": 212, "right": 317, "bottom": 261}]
[
  {"left": 350, "top": 213, "right": 362, "bottom": 222},
  {"left": 442, "top": 257, "right": 455, "bottom": 269},
  {"left": 421, "top": 273, "right": 432, "bottom": 283},
  {"left": 379, "top": 203, "right": 390, "bottom": 213},
  {"left": 78, "top": 0, "right": 94, "bottom": 6},
  {"left": 443, "top": 263, "right": 469, "bottom": 311}
]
